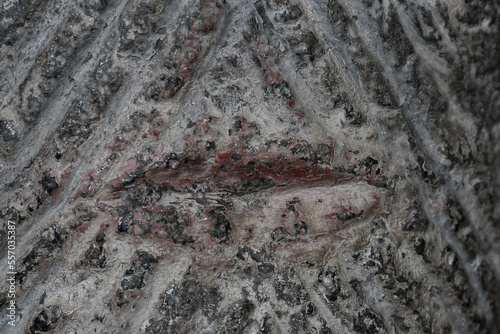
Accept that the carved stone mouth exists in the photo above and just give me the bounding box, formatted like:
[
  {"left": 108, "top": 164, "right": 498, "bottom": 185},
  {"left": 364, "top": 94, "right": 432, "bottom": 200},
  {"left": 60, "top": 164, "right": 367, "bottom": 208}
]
[{"left": 90, "top": 124, "right": 385, "bottom": 254}]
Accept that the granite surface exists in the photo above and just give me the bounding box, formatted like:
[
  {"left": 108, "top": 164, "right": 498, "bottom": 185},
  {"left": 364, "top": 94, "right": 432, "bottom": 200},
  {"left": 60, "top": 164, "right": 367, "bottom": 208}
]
[{"left": 0, "top": 0, "right": 499, "bottom": 333}]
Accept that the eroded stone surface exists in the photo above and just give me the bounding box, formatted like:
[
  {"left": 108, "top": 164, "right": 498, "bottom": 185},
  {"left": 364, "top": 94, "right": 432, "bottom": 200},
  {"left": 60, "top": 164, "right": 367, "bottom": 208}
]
[{"left": 0, "top": 0, "right": 499, "bottom": 333}]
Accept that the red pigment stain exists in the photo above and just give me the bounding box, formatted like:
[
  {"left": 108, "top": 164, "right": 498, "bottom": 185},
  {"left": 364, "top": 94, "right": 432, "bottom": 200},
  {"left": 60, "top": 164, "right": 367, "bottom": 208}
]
[
  {"left": 70, "top": 108, "right": 388, "bottom": 258},
  {"left": 76, "top": 223, "right": 90, "bottom": 233},
  {"left": 324, "top": 205, "right": 354, "bottom": 221}
]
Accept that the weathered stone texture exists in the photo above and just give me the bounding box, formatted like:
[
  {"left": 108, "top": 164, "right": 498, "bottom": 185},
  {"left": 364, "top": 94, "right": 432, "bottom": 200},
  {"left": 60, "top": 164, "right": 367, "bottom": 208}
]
[{"left": 1, "top": 0, "right": 499, "bottom": 333}]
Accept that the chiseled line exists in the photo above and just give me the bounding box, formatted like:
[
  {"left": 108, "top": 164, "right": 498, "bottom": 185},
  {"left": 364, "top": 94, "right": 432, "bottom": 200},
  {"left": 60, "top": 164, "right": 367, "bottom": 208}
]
[
  {"left": 295, "top": 266, "right": 358, "bottom": 334},
  {"left": 0, "top": 0, "right": 71, "bottom": 103},
  {"left": 298, "top": 0, "right": 372, "bottom": 117},
  {"left": 413, "top": 176, "right": 493, "bottom": 326},
  {"left": 313, "top": 0, "right": 496, "bottom": 286},
  {"left": 389, "top": 0, "right": 499, "bottom": 282},
  {"left": 1, "top": 2, "right": 135, "bottom": 331},
  {"left": 300, "top": 0, "right": 495, "bottom": 328}
]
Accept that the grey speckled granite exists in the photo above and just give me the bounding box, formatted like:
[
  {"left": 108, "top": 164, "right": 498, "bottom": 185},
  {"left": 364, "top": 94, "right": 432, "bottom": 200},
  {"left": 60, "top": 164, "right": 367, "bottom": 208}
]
[{"left": 0, "top": 0, "right": 499, "bottom": 333}]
